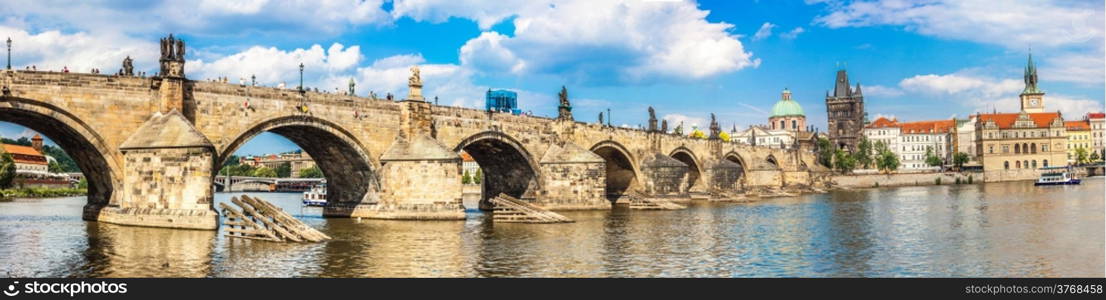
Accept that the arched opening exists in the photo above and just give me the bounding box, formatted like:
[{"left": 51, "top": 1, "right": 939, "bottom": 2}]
[
  {"left": 0, "top": 100, "right": 120, "bottom": 213},
  {"left": 1030, "top": 143, "right": 1036, "bottom": 154},
  {"left": 669, "top": 148, "right": 701, "bottom": 190},
  {"left": 591, "top": 141, "right": 638, "bottom": 202},
  {"left": 724, "top": 152, "right": 747, "bottom": 189},
  {"left": 1015, "top": 144, "right": 1021, "bottom": 154},
  {"left": 454, "top": 132, "right": 540, "bottom": 210},
  {"left": 766, "top": 154, "right": 779, "bottom": 168},
  {"left": 217, "top": 116, "right": 378, "bottom": 214}
]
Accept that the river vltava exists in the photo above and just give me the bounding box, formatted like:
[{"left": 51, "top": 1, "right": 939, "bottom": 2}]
[{"left": 1, "top": 178, "right": 1102, "bottom": 277}]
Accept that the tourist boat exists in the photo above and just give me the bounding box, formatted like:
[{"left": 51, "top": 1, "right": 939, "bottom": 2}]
[
  {"left": 1035, "top": 171, "right": 1081, "bottom": 186},
  {"left": 302, "top": 182, "right": 327, "bottom": 206}
]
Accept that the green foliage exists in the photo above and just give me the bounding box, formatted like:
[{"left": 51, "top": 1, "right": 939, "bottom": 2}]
[
  {"left": 952, "top": 152, "right": 970, "bottom": 171},
  {"left": 854, "top": 136, "right": 873, "bottom": 169},
  {"left": 924, "top": 147, "right": 943, "bottom": 167},
  {"left": 833, "top": 149, "right": 856, "bottom": 174},
  {"left": 874, "top": 141, "right": 899, "bottom": 173},
  {"left": 816, "top": 137, "right": 833, "bottom": 168},
  {"left": 955, "top": 177, "right": 961, "bottom": 184},
  {"left": 474, "top": 168, "right": 483, "bottom": 184},
  {"left": 1090, "top": 151, "right": 1101, "bottom": 162},
  {"left": 0, "top": 153, "right": 14, "bottom": 189},
  {"left": 1074, "top": 147, "right": 1089, "bottom": 165},
  {"left": 252, "top": 166, "right": 277, "bottom": 178},
  {"left": 78, "top": 178, "right": 88, "bottom": 189},
  {"left": 41, "top": 145, "right": 80, "bottom": 173},
  {"left": 223, "top": 155, "right": 240, "bottom": 167},
  {"left": 298, "top": 166, "right": 324, "bottom": 178},
  {"left": 275, "top": 162, "right": 292, "bottom": 178},
  {"left": 673, "top": 122, "right": 684, "bottom": 136},
  {"left": 462, "top": 170, "right": 472, "bottom": 184},
  {"left": 1, "top": 137, "right": 31, "bottom": 146},
  {"left": 219, "top": 163, "right": 256, "bottom": 176},
  {"left": 0, "top": 187, "right": 86, "bottom": 198}
]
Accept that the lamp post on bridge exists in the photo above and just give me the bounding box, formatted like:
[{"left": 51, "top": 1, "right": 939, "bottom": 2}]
[
  {"left": 6, "top": 37, "right": 11, "bottom": 70},
  {"left": 298, "top": 62, "right": 304, "bottom": 93}
]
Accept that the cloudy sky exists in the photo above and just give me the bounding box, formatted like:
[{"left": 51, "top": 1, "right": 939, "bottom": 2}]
[{"left": 0, "top": 0, "right": 1103, "bottom": 155}]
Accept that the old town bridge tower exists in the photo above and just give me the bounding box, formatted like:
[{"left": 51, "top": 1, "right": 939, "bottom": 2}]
[{"left": 824, "top": 68, "right": 865, "bottom": 152}]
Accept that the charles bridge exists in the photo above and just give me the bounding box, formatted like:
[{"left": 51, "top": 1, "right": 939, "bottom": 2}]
[{"left": 0, "top": 35, "right": 828, "bottom": 230}]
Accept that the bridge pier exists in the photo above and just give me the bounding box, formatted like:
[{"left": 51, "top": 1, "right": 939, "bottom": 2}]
[
  {"left": 92, "top": 111, "right": 220, "bottom": 230},
  {"left": 534, "top": 141, "right": 610, "bottom": 210},
  {"left": 640, "top": 152, "right": 691, "bottom": 202}
]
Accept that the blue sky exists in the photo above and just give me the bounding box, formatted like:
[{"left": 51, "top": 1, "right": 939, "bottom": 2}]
[{"left": 1, "top": 0, "right": 1103, "bottom": 156}]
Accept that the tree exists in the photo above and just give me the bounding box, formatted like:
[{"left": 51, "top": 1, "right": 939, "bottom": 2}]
[
  {"left": 223, "top": 155, "right": 240, "bottom": 167},
  {"left": 474, "top": 168, "right": 483, "bottom": 184},
  {"left": 853, "top": 136, "right": 873, "bottom": 169},
  {"left": 1075, "top": 147, "right": 1089, "bottom": 165},
  {"left": 252, "top": 166, "right": 277, "bottom": 178},
  {"left": 719, "top": 131, "right": 731, "bottom": 142},
  {"left": 48, "top": 160, "right": 64, "bottom": 173},
  {"left": 924, "top": 147, "right": 943, "bottom": 167},
  {"left": 275, "top": 162, "right": 292, "bottom": 178},
  {"left": 673, "top": 122, "right": 684, "bottom": 136},
  {"left": 952, "top": 152, "right": 970, "bottom": 171},
  {"left": 0, "top": 153, "right": 15, "bottom": 189},
  {"left": 77, "top": 178, "right": 88, "bottom": 189},
  {"left": 816, "top": 137, "right": 833, "bottom": 168},
  {"left": 833, "top": 149, "right": 856, "bottom": 174},
  {"left": 1091, "top": 151, "right": 1101, "bottom": 163},
  {"left": 220, "top": 163, "right": 256, "bottom": 176},
  {"left": 874, "top": 141, "right": 899, "bottom": 173},
  {"left": 462, "top": 170, "right": 472, "bottom": 184},
  {"left": 689, "top": 127, "right": 706, "bottom": 139},
  {"left": 41, "top": 145, "right": 80, "bottom": 172},
  {"left": 298, "top": 166, "right": 324, "bottom": 178}
]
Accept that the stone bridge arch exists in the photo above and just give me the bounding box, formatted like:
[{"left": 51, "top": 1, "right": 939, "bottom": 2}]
[
  {"left": 668, "top": 146, "right": 702, "bottom": 191},
  {"left": 0, "top": 97, "right": 123, "bottom": 217},
  {"left": 217, "top": 115, "right": 380, "bottom": 208},
  {"left": 453, "top": 131, "right": 543, "bottom": 210},
  {"left": 724, "top": 151, "right": 748, "bottom": 186},
  {"left": 590, "top": 140, "right": 641, "bottom": 201}
]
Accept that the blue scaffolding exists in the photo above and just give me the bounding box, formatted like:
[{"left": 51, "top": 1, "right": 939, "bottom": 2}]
[{"left": 486, "top": 89, "right": 521, "bottom": 115}]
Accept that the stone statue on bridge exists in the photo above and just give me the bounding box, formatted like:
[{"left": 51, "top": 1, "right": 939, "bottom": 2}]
[
  {"left": 557, "top": 86, "right": 573, "bottom": 121},
  {"left": 121, "top": 56, "right": 134, "bottom": 76},
  {"left": 709, "top": 113, "right": 721, "bottom": 139},
  {"left": 661, "top": 119, "right": 668, "bottom": 134},
  {"left": 647, "top": 106, "right": 658, "bottom": 132},
  {"left": 598, "top": 112, "right": 604, "bottom": 125},
  {"left": 348, "top": 78, "right": 356, "bottom": 95},
  {"left": 407, "top": 65, "right": 423, "bottom": 100}
]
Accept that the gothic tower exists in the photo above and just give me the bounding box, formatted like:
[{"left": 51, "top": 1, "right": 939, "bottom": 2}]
[
  {"left": 824, "top": 69, "right": 865, "bottom": 152},
  {"left": 1019, "top": 52, "right": 1045, "bottom": 113}
]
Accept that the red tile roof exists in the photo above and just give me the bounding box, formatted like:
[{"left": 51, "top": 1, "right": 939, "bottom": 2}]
[
  {"left": 1065, "top": 120, "right": 1090, "bottom": 131},
  {"left": 977, "top": 112, "right": 1061, "bottom": 129},
  {"left": 1088, "top": 112, "right": 1105, "bottom": 119},
  {"left": 459, "top": 151, "right": 474, "bottom": 162},
  {"left": 899, "top": 119, "right": 955, "bottom": 134},
  {"left": 865, "top": 117, "right": 899, "bottom": 129},
  {"left": 1, "top": 144, "right": 47, "bottom": 165}
]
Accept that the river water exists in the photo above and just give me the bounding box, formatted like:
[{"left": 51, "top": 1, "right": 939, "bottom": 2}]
[{"left": 1, "top": 178, "right": 1102, "bottom": 277}]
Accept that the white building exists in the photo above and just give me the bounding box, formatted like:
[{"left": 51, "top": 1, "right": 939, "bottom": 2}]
[
  {"left": 862, "top": 117, "right": 954, "bottom": 170},
  {"left": 732, "top": 126, "right": 796, "bottom": 149},
  {"left": 954, "top": 116, "right": 977, "bottom": 163},
  {"left": 1090, "top": 112, "right": 1105, "bottom": 158}
]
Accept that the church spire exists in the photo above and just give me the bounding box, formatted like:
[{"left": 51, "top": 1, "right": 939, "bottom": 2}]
[{"left": 1022, "top": 51, "right": 1041, "bottom": 94}]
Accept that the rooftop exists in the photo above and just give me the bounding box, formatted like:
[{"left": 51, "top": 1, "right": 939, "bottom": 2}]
[{"left": 977, "top": 112, "right": 1061, "bottom": 129}]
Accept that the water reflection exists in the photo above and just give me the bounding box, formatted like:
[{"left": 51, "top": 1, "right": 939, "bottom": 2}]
[{"left": 0, "top": 179, "right": 1102, "bottom": 277}]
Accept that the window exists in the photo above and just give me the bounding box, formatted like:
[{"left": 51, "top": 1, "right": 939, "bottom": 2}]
[
  {"left": 1016, "top": 161, "right": 1021, "bottom": 168},
  {"left": 1003, "top": 145, "right": 1009, "bottom": 153},
  {"left": 988, "top": 145, "right": 994, "bottom": 154},
  {"left": 1015, "top": 144, "right": 1020, "bottom": 154},
  {"left": 1004, "top": 161, "right": 1009, "bottom": 169},
  {"left": 1032, "top": 160, "right": 1037, "bottom": 168},
  {"left": 792, "top": 120, "right": 797, "bottom": 130},
  {"left": 1042, "top": 144, "right": 1048, "bottom": 152},
  {"left": 1024, "top": 160, "right": 1029, "bottom": 169},
  {"left": 1043, "top": 160, "right": 1048, "bottom": 167}
]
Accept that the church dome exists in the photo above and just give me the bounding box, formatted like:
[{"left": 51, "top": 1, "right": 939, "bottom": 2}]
[{"left": 771, "top": 88, "right": 804, "bottom": 117}]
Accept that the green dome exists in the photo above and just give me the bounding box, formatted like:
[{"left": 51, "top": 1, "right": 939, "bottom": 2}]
[{"left": 771, "top": 89, "right": 804, "bottom": 117}]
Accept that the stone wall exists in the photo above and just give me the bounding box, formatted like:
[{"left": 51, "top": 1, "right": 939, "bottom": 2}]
[{"left": 832, "top": 172, "right": 977, "bottom": 188}]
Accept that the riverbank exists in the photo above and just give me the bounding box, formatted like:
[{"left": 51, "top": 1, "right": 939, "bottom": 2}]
[
  {"left": 0, "top": 187, "right": 87, "bottom": 200},
  {"left": 831, "top": 172, "right": 978, "bottom": 189}
]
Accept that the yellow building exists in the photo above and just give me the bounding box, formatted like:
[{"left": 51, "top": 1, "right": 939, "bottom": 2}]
[
  {"left": 974, "top": 53, "right": 1068, "bottom": 181},
  {"left": 1065, "top": 120, "right": 1091, "bottom": 163}
]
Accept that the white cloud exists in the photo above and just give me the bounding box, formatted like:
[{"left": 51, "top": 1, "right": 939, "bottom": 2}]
[
  {"left": 0, "top": 26, "right": 158, "bottom": 74},
  {"left": 779, "top": 27, "right": 805, "bottom": 39},
  {"left": 812, "top": 0, "right": 1104, "bottom": 84},
  {"left": 391, "top": 0, "right": 538, "bottom": 30},
  {"left": 444, "top": 0, "right": 759, "bottom": 85},
  {"left": 753, "top": 22, "right": 775, "bottom": 41},
  {"left": 861, "top": 84, "right": 903, "bottom": 97},
  {"left": 2, "top": 0, "right": 391, "bottom": 37},
  {"left": 662, "top": 113, "right": 706, "bottom": 130},
  {"left": 894, "top": 71, "right": 1102, "bottom": 116},
  {"left": 188, "top": 43, "right": 362, "bottom": 87}
]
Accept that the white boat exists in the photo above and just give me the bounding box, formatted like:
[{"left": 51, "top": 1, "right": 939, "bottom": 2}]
[
  {"left": 302, "top": 182, "right": 327, "bottom": 206},
  {"left": 1035, "top": 170, "right": 1081, "bottom": 186}
]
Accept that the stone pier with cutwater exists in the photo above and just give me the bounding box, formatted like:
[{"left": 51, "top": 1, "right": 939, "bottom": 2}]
[{"left": 0, "top": 34, "right": 828, "bottom": 230}]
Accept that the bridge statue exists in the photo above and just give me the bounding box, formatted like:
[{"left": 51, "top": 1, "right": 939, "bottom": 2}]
[
  {"left": 709, "top": 113, "right": 721, "bottom": 139},
  {"left": 557, "top": 86, "right": 572, "bottom": 121},
  {"left": 647, "top": 106, "right": 658, "bottom": 132},
  {"left": 598, "top": 112, "right": 604, "bottom": 125},
  {"left": 407, "top": 65, "right": 423, "bottom": 100},
  {"left": 121, "top": 56, "right": 134, "bottom": 76},
  {"left": 661, "top": 119, "right": 668, "bottom": 134}
]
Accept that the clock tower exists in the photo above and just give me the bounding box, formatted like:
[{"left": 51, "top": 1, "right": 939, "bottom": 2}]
[{"left": 1019, "top": 52, "right": 1045, "bottom": 113}]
